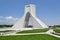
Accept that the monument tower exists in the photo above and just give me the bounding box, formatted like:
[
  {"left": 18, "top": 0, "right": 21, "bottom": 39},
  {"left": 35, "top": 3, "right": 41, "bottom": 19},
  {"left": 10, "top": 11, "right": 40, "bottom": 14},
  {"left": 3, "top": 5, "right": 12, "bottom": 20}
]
[{"left": 12, "top": 4, "right": 48, "bottom": 30}]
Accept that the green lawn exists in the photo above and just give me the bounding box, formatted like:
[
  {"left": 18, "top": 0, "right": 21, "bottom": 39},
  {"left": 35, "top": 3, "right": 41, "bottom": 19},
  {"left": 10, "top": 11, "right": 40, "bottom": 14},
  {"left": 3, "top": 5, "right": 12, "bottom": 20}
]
[
  {"left": 54, "top": 29, "right": 60, "bottom": 33},
  {"left": 17, "top": 29, "right": 49, "bottom": 34},
  {"left": 0, "top": 34, "right": 60, "bottom": 40}
]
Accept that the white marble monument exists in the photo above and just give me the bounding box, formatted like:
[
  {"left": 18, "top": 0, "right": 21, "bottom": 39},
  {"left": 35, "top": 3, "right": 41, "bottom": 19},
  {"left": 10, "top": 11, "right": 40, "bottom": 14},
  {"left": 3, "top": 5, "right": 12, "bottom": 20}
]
[{"left": 12, "top": 4, "right": 48, "bottom": 30}]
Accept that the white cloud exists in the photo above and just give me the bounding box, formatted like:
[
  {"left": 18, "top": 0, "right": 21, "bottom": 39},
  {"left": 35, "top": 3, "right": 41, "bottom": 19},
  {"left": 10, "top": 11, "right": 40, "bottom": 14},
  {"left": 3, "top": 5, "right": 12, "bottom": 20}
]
[
  {"left": 5, "top": 16, "right": 13, "bottom": 19},
  {"left": 0, "top": 16, "right": 3, "bottom": 18},
  {"left": 0, "top": 16, "right": 19, "bottom": 25},
  {"left": 5, "top": 16, "right": 19, "bottom": 20}
]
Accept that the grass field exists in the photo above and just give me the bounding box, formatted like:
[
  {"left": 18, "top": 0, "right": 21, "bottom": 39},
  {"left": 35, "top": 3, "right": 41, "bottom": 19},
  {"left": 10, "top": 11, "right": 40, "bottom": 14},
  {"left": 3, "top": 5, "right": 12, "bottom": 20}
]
[
  {"left": 17, "top": 29, "right": 49, "bottom": 33},
  {"left": 54, "top": 29, "right": 60, "bottom": 33},
  {"left": 0, "top": 34, "right": 60, "bottom": 40}
]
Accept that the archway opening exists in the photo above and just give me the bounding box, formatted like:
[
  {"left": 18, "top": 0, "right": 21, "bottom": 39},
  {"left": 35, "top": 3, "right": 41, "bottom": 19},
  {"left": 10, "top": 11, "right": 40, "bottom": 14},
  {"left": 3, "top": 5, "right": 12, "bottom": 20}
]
[{"left": 24, "top": 12, "right": 33, "bottom": 28}]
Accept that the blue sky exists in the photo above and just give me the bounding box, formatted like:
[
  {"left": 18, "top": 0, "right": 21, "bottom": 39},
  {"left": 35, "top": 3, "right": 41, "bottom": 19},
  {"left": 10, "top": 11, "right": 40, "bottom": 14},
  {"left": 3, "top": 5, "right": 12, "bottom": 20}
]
[{"left": 0, "top": 0, "right": 60, "bottom": 26}]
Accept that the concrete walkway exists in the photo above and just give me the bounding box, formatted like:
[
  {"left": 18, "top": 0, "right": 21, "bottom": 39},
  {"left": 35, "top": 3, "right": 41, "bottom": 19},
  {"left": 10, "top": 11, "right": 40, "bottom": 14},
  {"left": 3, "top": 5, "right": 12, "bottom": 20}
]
[
  {"left": 7, "top": 32, "right": 46, "bottom": 35},
  {"left": 0, "top": 29, "right": 60, "bottom": 38},
  {"left": 46, "top": 29, "right": 60, "bottom": 38},
  {"left": 0, "top": 32, "right": 46, "bottom": 36},
  {"left": 48, "top": 33, "right": 60, "bottom": 38}
]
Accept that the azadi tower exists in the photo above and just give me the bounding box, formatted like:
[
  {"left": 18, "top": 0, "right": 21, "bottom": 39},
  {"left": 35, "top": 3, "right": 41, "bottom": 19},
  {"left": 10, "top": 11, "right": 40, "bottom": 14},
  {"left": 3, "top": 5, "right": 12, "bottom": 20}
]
[{"left": 12, "top": 4, "right": 48, "bottom": 30}]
